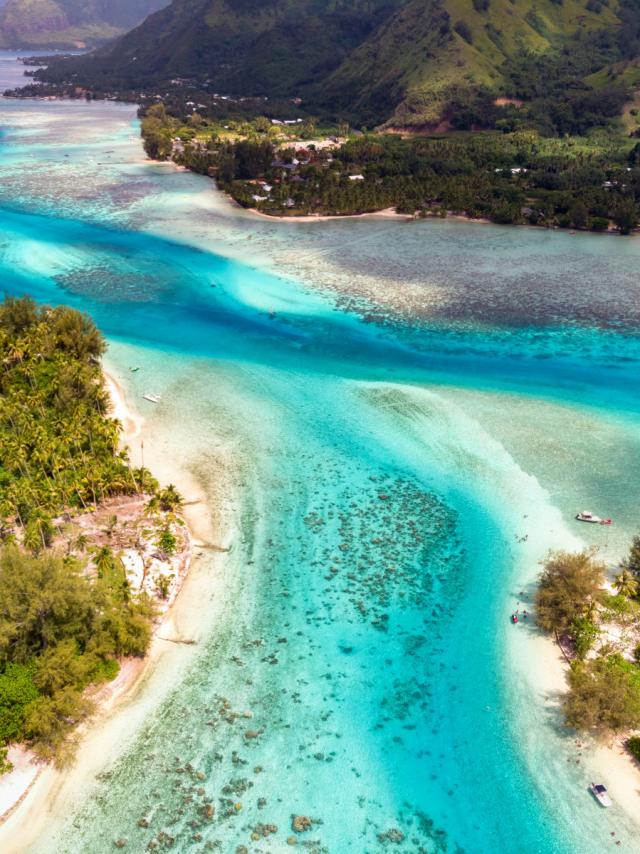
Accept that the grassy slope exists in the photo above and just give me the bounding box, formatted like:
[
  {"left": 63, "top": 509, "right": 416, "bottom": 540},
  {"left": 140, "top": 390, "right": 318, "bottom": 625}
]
[
  {"left": 318, "top": 0, "right": 621, "bottom": 126},
  {"left": 588, "top": 57, "right": 640, "bottom": 132}
]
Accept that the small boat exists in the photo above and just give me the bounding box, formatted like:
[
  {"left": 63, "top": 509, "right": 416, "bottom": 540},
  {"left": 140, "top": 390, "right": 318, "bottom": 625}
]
[
  {"left": 143, "top": 393, "right": 161, "bottom": 404},
  {"left": 575, "top": 511, "right": 612, "bottom": 526},
  {"left": 511, "top": 613, "right": 519, "bottom": 624},
  {"left": 129, "top": 366, "right": 140, "bottom": 373},
  {"left": 589, "top": 783, "right": 613, "bottom": 808}
]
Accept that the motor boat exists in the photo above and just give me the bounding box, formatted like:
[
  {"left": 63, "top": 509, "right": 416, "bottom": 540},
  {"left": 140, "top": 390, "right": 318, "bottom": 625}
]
[
  {"left": 589, "top": 783, "right": 612, "bottom": 808},
  {"left": 143, "top": 393, "right": 161, "bottom": 404},
  {"left": 511, "top": 613, "right": 519, "bottom": 624},
  {"left": 575, "top": 511, "right": 612, "bottom": 525}
]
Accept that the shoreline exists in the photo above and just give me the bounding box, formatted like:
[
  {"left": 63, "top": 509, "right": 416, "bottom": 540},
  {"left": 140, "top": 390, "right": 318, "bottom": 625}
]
[
  {"left": 141, "top": 154, "right": 636, "bottom": 236},
  {"left": 540, "top": 630, "right": 640, "bottom": 821},
  {"left": 0, "top": 361, "right": 213, "bottom": 843},
  {"left": 529, "top": 595, "right": 640, "bottom": 823},
  {"left": 241, "top": 204, "right": 634, "bottom": 236},
  {"left": 243, "top": 205, "right": 411, "bottom": 223}
]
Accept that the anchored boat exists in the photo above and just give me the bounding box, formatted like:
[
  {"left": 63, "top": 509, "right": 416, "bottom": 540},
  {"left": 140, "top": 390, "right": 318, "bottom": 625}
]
[
  {"left": 589, "top": 783, "right": 613, "bottom": 808},
  {"left": 575, "top": 510, "right": 612, "bottom": 525},
  {"left": 143, "top": 393, "right": 161, "bottom": 404}
]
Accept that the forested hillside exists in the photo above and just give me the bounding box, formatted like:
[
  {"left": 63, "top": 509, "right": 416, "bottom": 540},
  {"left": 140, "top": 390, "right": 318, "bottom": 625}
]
[
  {"left": 38, "top": 0, "right": 404, "bottom": 93},
  {"left": 34, "top": 0, "right": 640, "bottom": 130},
  {"left": 0, "top": 0, "right": 167, "bottom": 48}
]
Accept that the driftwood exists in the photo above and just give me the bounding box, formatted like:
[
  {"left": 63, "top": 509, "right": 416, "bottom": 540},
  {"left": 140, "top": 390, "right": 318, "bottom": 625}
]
[
  {"left": 196, "top": 542, "right": 230, "bottom": 553},
  {"left": 157, "top": 636, "right": 197, "bottom": 646}
]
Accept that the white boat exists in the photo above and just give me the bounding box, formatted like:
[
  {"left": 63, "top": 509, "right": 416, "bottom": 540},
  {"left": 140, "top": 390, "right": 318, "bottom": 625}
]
[
  {"left": 589, "top": 783, "right": 613, "bottom": 808},
  {"left": 143, "top": 393, "right": 161, "bottom": 404},
  {"left": 575, "top": 510, "right": 612, "bottom": 526}
]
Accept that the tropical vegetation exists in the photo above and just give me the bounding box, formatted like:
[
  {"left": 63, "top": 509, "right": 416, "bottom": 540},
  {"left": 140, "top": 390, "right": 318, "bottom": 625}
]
[
  {"left": 0, "top": 546, "right": 153, "bottom": 766},
  {"left": 139, "top": 109, "right": 640, "bottom": 229},
  {"left": 536, "top": 539, "right": 640, "bottom": 739},
  {"left": 0, "top": 296, "right": 183, "bottom": 771},
  {"left": 8, "top": 0, "right": 640, "bottom": 226},
  {"left": 0, "top": 295, "right": 154, "bottom": 542}
]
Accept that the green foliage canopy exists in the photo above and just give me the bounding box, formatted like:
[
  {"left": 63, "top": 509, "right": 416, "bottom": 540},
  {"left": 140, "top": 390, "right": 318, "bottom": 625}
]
[
  {"left": 0, "top": 297, "right": 153, "bottom": 544},
  {"left": 535, "top": 549, "right": 604, "bottom": 634},
  {"left": 565, "top": 654, "right": 640, "bottom": 733},
  {"left": 0, "top": 546, "right": 153, "bottom": 763}
]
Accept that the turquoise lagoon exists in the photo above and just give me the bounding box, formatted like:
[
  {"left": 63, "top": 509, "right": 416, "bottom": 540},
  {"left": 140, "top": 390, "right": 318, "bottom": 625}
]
[{"left": 1, "top": 52, "right": 640, "bottom": 853}]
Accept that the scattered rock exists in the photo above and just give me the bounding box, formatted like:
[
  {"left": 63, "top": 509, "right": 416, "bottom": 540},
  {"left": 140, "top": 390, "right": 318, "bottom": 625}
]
[
  {"left": 292, "top": 815, "right": 312, "bottom": 833},
  {"left": 378, "top": 827, "right": 405, "bottom": 844},
  {"left": 253, "top": 823, "right": 278, "bottom": 837}
]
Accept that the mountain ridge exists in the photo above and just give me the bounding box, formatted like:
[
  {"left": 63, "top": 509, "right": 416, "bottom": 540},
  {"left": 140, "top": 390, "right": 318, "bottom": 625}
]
[
  {"left": 32, "top": 0, "right": 640, "bottom": 130},
  {"left": 0, "top": 0, "right": 168, "bottom": 48}
]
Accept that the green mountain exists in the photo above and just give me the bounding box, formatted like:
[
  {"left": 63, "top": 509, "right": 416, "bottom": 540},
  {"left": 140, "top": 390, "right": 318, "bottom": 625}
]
[
  {"left": 0, "top": 0, "right": 168, "bottom": 48},
  {"left": 34, "top": 0, "right": 640, "bottom": 129},
  {"left": 38, "top": 0, "right": 404, "bottom": 88},
  {"left": 319, "top": 0, "right": 632, "bottom": 127}
]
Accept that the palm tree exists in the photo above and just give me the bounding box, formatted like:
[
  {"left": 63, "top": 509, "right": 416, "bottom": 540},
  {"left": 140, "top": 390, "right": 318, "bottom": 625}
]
[
  {"left": 23, "top": 511, "right": 54, "bottom": 554},
  {"left": 74, "top": 532, "right": 89, "bottom": 553},
  {"left": 156, "top": 484, "right": 184, "bottom": 513},
  {"left": 614, "top": 569, "right": 638, "bottom": 599},
  {"left": 93, "top": 545, "right": 116, "bottom": 578}
]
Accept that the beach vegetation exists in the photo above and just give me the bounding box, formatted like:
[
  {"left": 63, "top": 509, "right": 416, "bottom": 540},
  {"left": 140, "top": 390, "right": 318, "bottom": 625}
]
[
  {"left": 0, "top": 746, "right": 12, "bottom": 775},
  {"left": 570, "top": 616, "right": 600, "bottom": 660},
  {"left": 0, "top": 546, "right": 153, "bottom": 763},
  {"left": 537, "top": 535, "right": 640, "bottom": 738},
  {"left": 9, "top": 0, "right": 640, "bottom": 235},
  {"left": 600, "top": 591, "right": 636, "bottom": 620},
  {"left": 564, "top": 654, "right": 640, "bottom": 733},
  {"left": 626, "top": 735, "right": 640, "bottom": 763},
  {"left": 155, "top": 573, "right": 173, "bottom": 600},
  {"left": 0, "top": 296, "right": 186, "bottom": 770},
  {"left": 614, "top": 568, "right": 638, "bottom": 598},
  {"left": 535, "top": 549, "right": 604, "bottom": 634},
  {"left": 157, "top": 526, "right": 177, "bottom": 557},
  {"left": 0, "top": 296, "right": 156, "bottom": 540},
  {"left": 148, "top": 483, "right": 183, "bottom": 514},
  {"left": 622, "top": 534, "right": 640, "bottom": 581}
]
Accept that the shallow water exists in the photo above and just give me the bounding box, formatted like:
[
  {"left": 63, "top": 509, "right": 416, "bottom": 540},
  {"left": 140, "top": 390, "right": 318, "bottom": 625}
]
[{"left": 1, "top": 51, "right": 640, "bottom": 853}]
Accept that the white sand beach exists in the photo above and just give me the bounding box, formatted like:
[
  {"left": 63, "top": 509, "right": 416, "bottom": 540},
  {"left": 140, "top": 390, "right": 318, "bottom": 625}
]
[{"left": 244, "top": 205, "right": 410, "bottom": 223}]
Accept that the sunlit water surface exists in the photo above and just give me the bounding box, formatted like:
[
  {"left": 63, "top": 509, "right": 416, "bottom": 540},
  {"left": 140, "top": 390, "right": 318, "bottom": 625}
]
[{"left": 1, "top": 51, "right": 640, "bottom": 854}]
